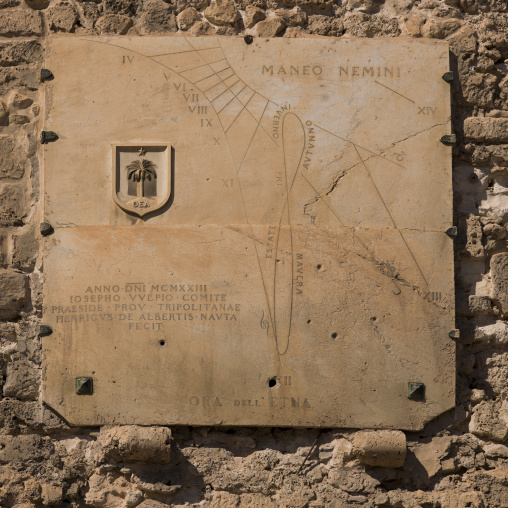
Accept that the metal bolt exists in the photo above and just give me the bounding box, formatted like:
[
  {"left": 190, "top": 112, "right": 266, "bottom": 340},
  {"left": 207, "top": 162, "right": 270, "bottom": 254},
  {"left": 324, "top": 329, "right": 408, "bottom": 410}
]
[
  {"left": 445, "top": 226, "right": 457, "bottom": 238},
  {"left": 244, "top": 35, "right": 253, "bottom": 45},
  {"left": 41, "top": 69, "right": 53, "bottom": 81},
  {"left": 408, "top": 382, "right": 425, "bottom": 400},
  {"left": 440, "top": 134, "right": 456, "bottom": 146},
  {"left": 39, "top": 325, "right": 53, "bottom": 337},
  {"left": 442, "top": 71, "right": 454, "bottom": 84},
  {"left": 40, "top": 222, "right": 54, "bottom": 236},
  {"left": 41, "top": 131, "right": 59, "bottom": 144},
  {"left": 76, "top": 377, "right": 93, "bottom": 395},
  {"left": 449, "top": 329, "right": 460, "bottom": 340}
]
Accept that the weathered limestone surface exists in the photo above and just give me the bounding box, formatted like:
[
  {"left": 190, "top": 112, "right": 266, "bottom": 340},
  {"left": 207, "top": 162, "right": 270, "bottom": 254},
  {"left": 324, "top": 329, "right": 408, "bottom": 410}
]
[
  {"left": 95, "top": 426, "right": 173, "bottom": 463},
  {"left": 464, "top": 117, "right": 508, "bottom": 143},
  {"left": 0, "top": 9, "right": 42, "bottom": 37},
  {"left": 0, "top": 269, "right": 28, "bottom": 318},
  {"left": 491, "top": 252, "right": 508, "bottom": 317},
  {"left": 203, "top": 0, "right": 237, "bottom": 25},
  {"left": 0, "top": 1, "right": 507, "bottom": 507},
  {"left": 352, "top": 431, "right": 406, "bottom": 468},
  {"left": 43, "top": 37, "right": 454, "bottom": 430}
]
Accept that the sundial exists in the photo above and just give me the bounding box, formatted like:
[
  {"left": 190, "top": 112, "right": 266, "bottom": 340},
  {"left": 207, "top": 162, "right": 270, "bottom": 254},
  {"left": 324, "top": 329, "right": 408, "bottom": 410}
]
[{"left": 43, "top": 36, "right": 455, "bottom": 429}]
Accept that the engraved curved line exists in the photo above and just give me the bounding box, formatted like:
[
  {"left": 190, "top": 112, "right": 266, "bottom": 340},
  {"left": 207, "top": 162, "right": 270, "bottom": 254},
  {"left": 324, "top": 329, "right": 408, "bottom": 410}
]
[
  {"left": 273, "top": 112, "right": 306, "bottom": 356},
  {"left": 181, "top": 39, "right": 281, "bottom": 339},
  {"left": 78, "top": 39, "right": 297, "bottom": 354},
  {"left": 148, "top": 47, "right": 221, "bottom": 58},
  {"left": 260, "top": 310, "right": 270, "bottom": 335}
]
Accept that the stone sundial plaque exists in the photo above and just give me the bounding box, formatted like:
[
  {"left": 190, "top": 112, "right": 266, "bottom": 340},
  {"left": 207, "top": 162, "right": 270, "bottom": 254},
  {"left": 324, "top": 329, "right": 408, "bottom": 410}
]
[{"left": 43, "top": 36, "right": 455, "bottom": 429}]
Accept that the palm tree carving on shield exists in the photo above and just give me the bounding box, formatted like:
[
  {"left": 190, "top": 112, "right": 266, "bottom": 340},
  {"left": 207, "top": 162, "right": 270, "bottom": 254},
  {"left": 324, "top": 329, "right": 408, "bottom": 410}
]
[
  {"left": 112, "top": 144, "right": 171, "bottom": 218},
  {"left": 126, "top": 159, "right": 158, "bottom": 198}
]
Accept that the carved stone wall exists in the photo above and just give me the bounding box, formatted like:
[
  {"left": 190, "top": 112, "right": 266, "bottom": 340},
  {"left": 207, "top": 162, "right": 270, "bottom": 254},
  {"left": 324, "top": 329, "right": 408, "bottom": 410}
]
[{"left": 0, "top": 1, "right": 507, "bottom": 507}]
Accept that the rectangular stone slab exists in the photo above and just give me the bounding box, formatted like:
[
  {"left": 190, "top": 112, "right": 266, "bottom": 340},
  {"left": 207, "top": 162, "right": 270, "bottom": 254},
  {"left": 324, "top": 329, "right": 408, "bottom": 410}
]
[{"left": 43, "top": 36, "right": 455, "bottom": 429}]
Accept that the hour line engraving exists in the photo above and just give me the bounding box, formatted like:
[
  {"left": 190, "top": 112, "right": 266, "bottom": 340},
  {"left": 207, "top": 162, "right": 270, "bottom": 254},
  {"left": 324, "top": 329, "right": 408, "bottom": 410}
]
[{"left": 374, "top": 80, "right": 415, "bottom": 103}]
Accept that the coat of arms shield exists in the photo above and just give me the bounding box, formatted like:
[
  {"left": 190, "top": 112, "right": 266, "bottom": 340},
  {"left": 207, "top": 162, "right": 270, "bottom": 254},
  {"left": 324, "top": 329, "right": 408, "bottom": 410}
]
[{"left": 112, "top": 144, "right": 172, "bottom": 218}]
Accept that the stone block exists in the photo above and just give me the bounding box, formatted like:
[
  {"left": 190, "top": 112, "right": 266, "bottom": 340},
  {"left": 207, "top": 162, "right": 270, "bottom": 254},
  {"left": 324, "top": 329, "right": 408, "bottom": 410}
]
[
  {"left": 459, "top": 214, "right": 484, "bottom": 260},
  {"left": 190, "top": 20, "right": 216, "bottom": 34},
  {"left": 47, "top": 3, "right": 77, "bottom": 33},
  {"left": 484, "top": 443, "right": 508, "bottom": 458},
  {"left": 12, "top": 226, "right": 38, "bottom": 271},
  {"left": 464, "top": 118, "right": 508, "bottom": 143},
  {"left": 8, "top": 92, "right": 33, "bottom": 111},
  {"left": 0, "top": 399, "right": 69, "bottom": 432},
  {"left": 0, "top": 40, "right": 42, "bottom": 67},
  {"left": 176, "top": 6, "right": 201, "bottom": 31},
  {"left": 96, "top": 14, "right": 133, "bottom": 34},
  {"left": 243, "top": 5, "right": 265, "bottom": 28},
  {"left": 141, "top": 0, "right": 177, "bottom": 33},
  {"left": 308, "top": 15, "right": 344, "bottom": 36},
  {"left": 352, "top": 430, "right": 406, "bottom": 468},
  {"left": 0, "top": 435, "right": 53, "bottom": 464},
  {"left": 0, "top": 0, "right": 20, "bottom": 7},
  {"left": 176, "top": 0, "right": 207, "bottom": 13},
  {"left": 255, "top": 16, "right": 285, "bottom": 37},
  {"left": 0, "top": 9, "right": 42, "bottom": 36},
  {"left": 0, "top": 67, "right": 40, "bottom": 97},
  {"left": 137, "top": 501, "right": 174, "bottom": 508},
  {"left": 3, "top": 357, "right": 39, "bottom": 400},
  {"left": 469, "top": 144, "right": 508, "bottom": 167},
  {"left": 422, "top": 19, "right": 463, "bottom": 39},
  {"left": 0, "top": 100, "right": 7, "bottom": 125},
  {"left": 9, "top": 114, "right": 29, "bottom": 125},
  {"left": 25, "top": 0, "right": 50, "bottom": 8},
  {"left": 413, "top": 437, "right": 453, "bottom": 478},
  {"left": 491, "top": 253, "right": 508, "bottom": 317},
  {"left": 40, "top": 484, "right": 63, "bottom": 506},
  {"left": 405, "top": 14, "right": 426, "bottom": 37},
  {"left": 0, "top": 270, "right": 29, "bottom": 318},
  {"left": 97, "top": 425, "right": 173, "bottom": 463},
  {"left": 348, "top": 0, "right": 383, "bottom": 13},
  {"left": 470, "top": 388, "right": 486, "bottom": 404},
  {"left": 344, "top": 13, "right": 400, "bottom": 37},
  {"left": 0, "top": 183, "right": 25, "bottom": 225},
  {"left": 80, "top": 3, "right": 99, "bottom": 28},
  {"left": 204, "top": 0, "right": 237, "bottom": 26},
  {"left": 469, "top": 400, "right": 508, "bottom": 442},
  {"left": 86, "top": 472, "right": 144, "bottom": 507},
  {"left": 483, "top": 222, "right": 506, "bottom": 253},
  {"left": 0, "top": 137, "right": 25, "bottom": 179},
  {"left": 103, "top": 0, "right": 136, "bottom": 16},
  {"left": 468, "top": 295, "right": 493, "bottom": 316},
  {"left": 275, "top": 7, "right": 306, "bottom": 27}
]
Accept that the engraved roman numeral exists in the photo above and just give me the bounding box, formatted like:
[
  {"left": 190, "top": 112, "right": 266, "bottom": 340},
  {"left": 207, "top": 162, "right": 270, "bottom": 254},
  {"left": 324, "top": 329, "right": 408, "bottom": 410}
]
[
  {"left": 188, "top": 105, "right": 208, "bottom": 114},
  {"left": 418, "top": 106, "right": 437, "bottom": 115}
]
